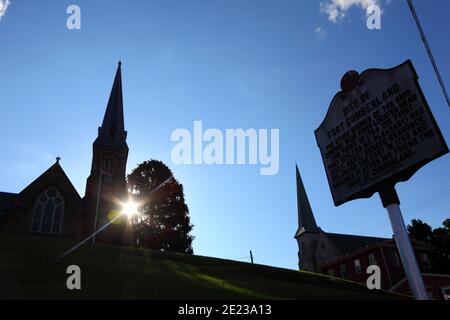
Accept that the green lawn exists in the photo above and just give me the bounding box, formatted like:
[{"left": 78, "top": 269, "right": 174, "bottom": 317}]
[{"left": 0, "top": 234, "right": 405, "bottom": 300}]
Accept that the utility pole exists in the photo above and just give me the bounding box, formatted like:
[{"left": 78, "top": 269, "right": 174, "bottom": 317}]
[
  {"left": 407, "top": 0, "right": 450, "bottom": 108},
  {"left": 250, "top": 250, "right": 254, "bottom": 264}
]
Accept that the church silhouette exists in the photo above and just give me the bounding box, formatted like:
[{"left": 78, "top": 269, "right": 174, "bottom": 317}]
[{"left": 0, "top": 62, "right": 130, "bottom": 245}]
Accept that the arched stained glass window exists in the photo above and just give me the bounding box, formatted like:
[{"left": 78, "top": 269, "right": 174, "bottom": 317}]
[{"left": 31, "top": 187, "right": 64, "bottom": 233}]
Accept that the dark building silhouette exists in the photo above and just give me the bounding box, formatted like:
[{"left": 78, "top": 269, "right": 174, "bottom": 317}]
[
  {"left": 294, "top": 164, "right": 450, "bottom": 299},
  {"left": 0, "top": 62, "right": 129, "bottom": 244},
  {"left": 294, "top": 164, "right": 386, "bottom": 273},
  {"left": 84, "top": 62, "right": 129, "bottom": 244}
]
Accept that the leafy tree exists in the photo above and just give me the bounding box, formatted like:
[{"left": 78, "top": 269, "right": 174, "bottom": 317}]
[
  {"left": 432, "top": 219, "right": 450, "bottom": 272},
  {"left": 407, "top": 218, "right": 450, "bottom": 273},
  {"left": 127, "top": 160, "right": 194, "bottom": 254},
  {"left": 407, "top": 219, "right": 434, "bottom": 242}
]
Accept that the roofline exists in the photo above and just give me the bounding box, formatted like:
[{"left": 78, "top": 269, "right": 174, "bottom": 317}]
[
  {"left": 322, "top": 238, "right": 393, "bottom": 269},
  {"left": 57, "top": 164, "right": 82, "bottom": 200},
  {"left": 294, "top": 227, "right": 322, "bottom": 239},
  {"left": 389, "top": 273, "right": 450, "bottom": 292},
  {"left": 0, "top": 191, "right": 18, "bottom": 196},
  {"left": 18, "top": 162, "right": 82, "bottom": 200},
  {"left": 322, "top": 237, "right": 434, "bottom": 270},
  {"left": 325, "top": 232, "right": 390, "bottom": 241}
]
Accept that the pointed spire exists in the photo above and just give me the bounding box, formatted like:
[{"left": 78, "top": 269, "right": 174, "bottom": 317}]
[
  {"left": 295, "top": 164, "right": 319, "bottom": 237},
  {"left": 94, "top": 62, "right": 127, "bottom": 148}
]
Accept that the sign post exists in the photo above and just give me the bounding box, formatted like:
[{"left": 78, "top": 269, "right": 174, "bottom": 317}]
[
  {"left": 315, "top": 60, "right": 448, "bottom": 300},
  {"left": 92, "top": 170, "right": 112, "bottom": 244},
  {"left": 379, "top": 185, "right": 428, "bottom": 300}
]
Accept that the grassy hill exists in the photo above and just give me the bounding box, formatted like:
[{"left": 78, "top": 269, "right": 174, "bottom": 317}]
[{"left": 0, "top": 234, "right": 405, "bottom": 300}]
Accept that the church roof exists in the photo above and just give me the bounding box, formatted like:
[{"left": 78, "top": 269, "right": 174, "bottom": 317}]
[
  {"left": 0, "top": 192, "right": 17, "bottom": 214},
  {"left": 94, "top": 61, "right": 128, "bottom": 149},
  {"left": 293, "top": 165, "right": 391, "bottom": 257},
  {"left": 324, "top": 232, "right": 389, "bottom": 255},
  {"left": 294, "top": 164, "right": 320, "bottom": 237},
  {"left": 19, "top": 161, "right": 81, "bottom": 200}
]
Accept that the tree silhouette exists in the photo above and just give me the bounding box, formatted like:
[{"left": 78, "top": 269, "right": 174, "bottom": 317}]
[
  {"left": 407, "top": 218, "right": 450, "bottom": 273},
  {"left": 431, "top": 219, "right": 450, "bottom": 273},
  {"left": 407, "top": 219, "right": 434, "bottom": 242},
  {"left": 127, "top": 160, "right": 194, "bottom": 254}
]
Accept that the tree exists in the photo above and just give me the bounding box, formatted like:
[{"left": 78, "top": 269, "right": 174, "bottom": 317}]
[
  {"left": 127, "top": 160, "right": 194, "bottom": 254},
  {"left": 432, "top": 219, "right": 450, "bottom": 272},
  {"left": 407, "top": 218, "right": 450, "bottom": 273},
  {"left": 407, "top": 219, "right": 434, "bottom": 242}
]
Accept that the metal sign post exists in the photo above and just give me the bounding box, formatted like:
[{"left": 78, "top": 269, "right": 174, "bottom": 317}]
[
  {"left": 379, "top": 185, "right": 428, "bottom": 300},
  {"left": 92, "top": 170, "right": 112, "bottom": 244},
  {"left": 92, "top": 170, "right": 104, "bottom": 244}
]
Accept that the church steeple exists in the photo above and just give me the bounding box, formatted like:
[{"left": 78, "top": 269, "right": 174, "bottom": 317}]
[
  {"left": 84, "top": 62, "right": 130, "bottom": 245},
  {"left": 94, "top": 61, "right": 127, "bottom": 149},
  {"left": 295, "top": 164, "right": 319, "bottom": 237}
]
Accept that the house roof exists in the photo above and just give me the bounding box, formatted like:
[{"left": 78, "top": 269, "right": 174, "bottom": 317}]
[
  {"left": 323, "top": 235, "right": 435, "bottom": 270},
  {"left": 0, "top": 192, "right": 17, "bottom": 213},
  {"left": 325, "top": 232, "right": 389, "bottom": 255},
  {"left": 18, "top": 161, "right": 81, "bottom": 200},
  {"left": 390, "top": 273, "right": 450, "bottom": 292}
]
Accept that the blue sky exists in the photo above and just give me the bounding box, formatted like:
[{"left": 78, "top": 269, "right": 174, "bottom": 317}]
[{"left": 0, "top": 0, "right": 449, "bottom": 270}]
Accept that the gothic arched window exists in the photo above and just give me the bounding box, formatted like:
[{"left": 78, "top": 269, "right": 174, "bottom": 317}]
[
  {"left": 31, "top": 187, "right": 64, "bottom": 233},
  {"left": 103, "top": 157, "right": 114, "bottom": 174}
]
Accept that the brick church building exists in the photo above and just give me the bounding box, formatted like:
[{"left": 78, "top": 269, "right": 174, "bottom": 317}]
[
  {"left": 294, "top": 165, "right": 450, "bottom": 300},
  {"left": 0, "top": 62, "right": 130, "bottom": 245}
]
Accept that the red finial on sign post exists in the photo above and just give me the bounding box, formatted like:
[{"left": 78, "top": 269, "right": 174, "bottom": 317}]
[{"left": 340, "top": 70, "right": 360, "bottom": 93}]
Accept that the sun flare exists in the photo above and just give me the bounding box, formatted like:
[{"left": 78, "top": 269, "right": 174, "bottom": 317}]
[{"left": 121, "top": 201, "right": 139, "bottom": 217}]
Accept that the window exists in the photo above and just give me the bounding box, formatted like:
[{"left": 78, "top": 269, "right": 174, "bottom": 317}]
[
  {"left": 354, "top": 259, "right": 363, "bottom": 274},
  {"left": 103, "top": 157, "right": 114, "bottom": 173},
  {"left": 389, "top": 251, "right": 400, "bottom": 267},
  {"left": 31, "top": 187, "right": 64, "bottom": 234},
  {"left": 340, "top": 264, "right": 347, "bottom": 278},
  {"left": 421, "top": 253, "right": 431, "bottom": 269},
  {"left": 368, "top": 253, "right": 377, "bottom": 266}
]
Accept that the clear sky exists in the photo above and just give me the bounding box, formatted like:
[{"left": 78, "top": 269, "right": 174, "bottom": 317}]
[{"left": 0, "top": 0, "right": 449, "bottom": 270}]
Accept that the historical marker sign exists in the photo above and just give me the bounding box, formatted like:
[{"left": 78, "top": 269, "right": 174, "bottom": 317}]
[{"left": 315, "top": 60, "right": 448, "bottom": 206}]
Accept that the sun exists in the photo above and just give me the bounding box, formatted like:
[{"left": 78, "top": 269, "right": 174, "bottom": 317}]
[{"left": 121, "top": 200, "right": 139, "bottom": 217}]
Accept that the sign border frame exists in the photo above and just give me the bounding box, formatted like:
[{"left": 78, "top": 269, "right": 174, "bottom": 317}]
[{"left": 315, "top": 60, "right": 449, "bottom": 207}]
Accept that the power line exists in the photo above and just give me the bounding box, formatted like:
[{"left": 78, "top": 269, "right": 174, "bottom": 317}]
[
  {"left": 407, "top": 0, "right": 450, "bottom": 108},
  {"left": 376, "top": 187, "right": 450, "bottom": 233},
  {"left": 403, "top": 191, "right": 450, "bottom": 218},
  {"left": 363, "top": 184, "right": 450, "bottom": 234},
  {"left": 404, "top": 184, "right": 450, "bottom": 212}
]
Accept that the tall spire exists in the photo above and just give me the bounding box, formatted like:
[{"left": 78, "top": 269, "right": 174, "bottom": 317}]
[
  {"left": 94, "top": 61, "right": 127, "bottom": 148},
  {"left": 295, "top": 164, "right": 319, "bottom": 237}
]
